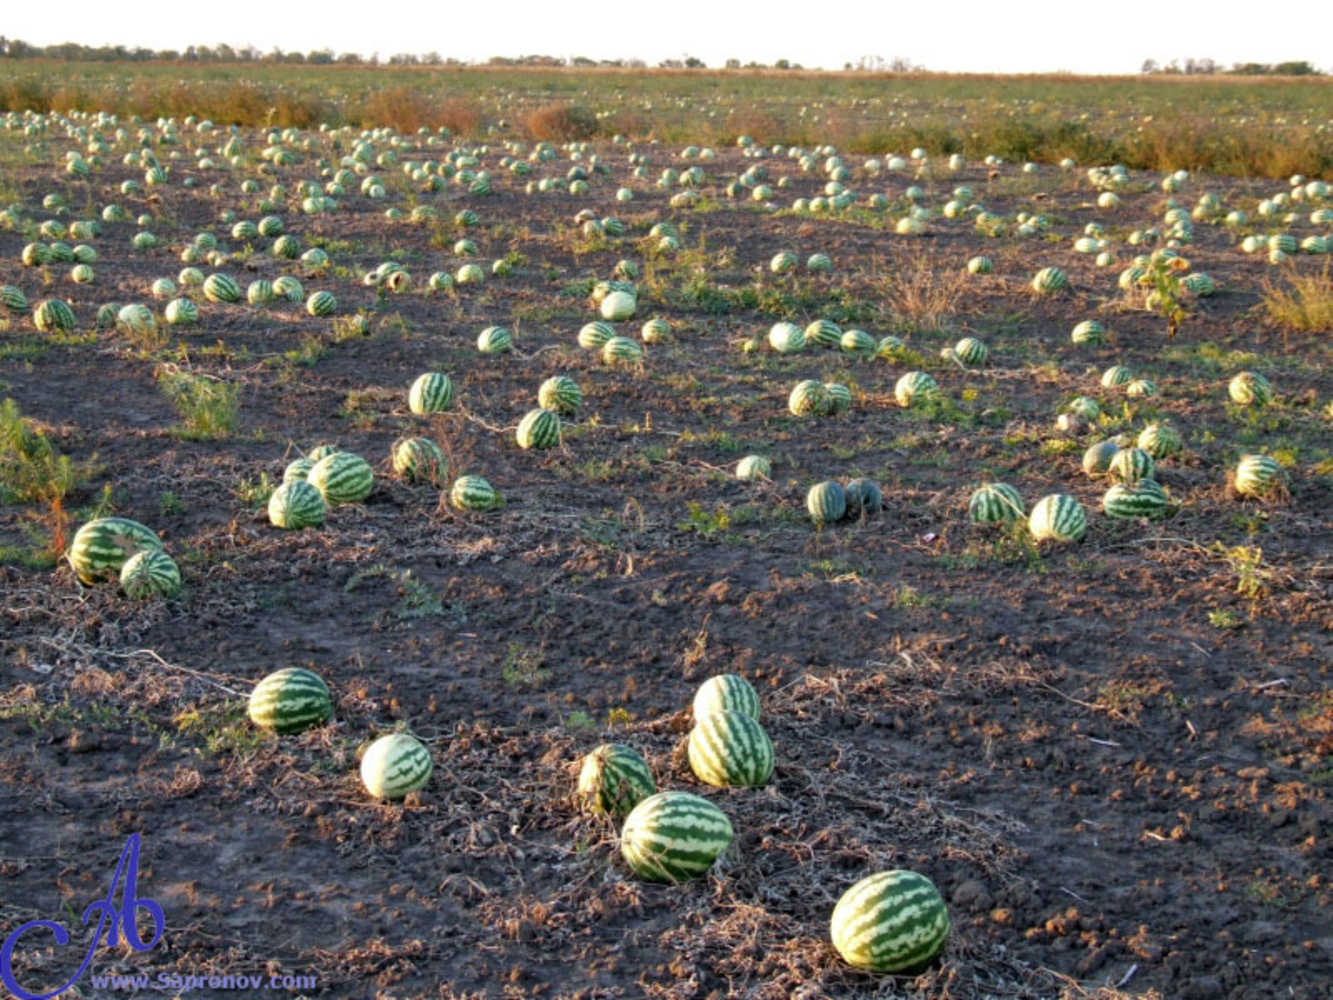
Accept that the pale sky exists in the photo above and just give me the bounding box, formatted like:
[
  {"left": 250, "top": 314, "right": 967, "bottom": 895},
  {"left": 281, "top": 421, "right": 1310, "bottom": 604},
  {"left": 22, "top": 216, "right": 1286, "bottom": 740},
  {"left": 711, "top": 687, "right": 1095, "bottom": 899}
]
[{"left": 7, "top": 0, "right": 1333, "bottom": 74}]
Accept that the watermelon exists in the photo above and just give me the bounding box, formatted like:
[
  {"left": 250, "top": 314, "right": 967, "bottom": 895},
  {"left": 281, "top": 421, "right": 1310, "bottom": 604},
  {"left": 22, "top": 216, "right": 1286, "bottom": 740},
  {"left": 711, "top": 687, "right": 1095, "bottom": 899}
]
[
  {"left": 693, "top": 674, "right": 761, "bottom": 721},
  {"left": 477, "top": 325, "right": 512, "bottom": 355},
  {"left": 1109, "top": 447, "right": 1156, "bottom": 484},
  {"left": 1032, "top": 267, "right": 1069, "bottom": 293},
  {"left": 33, "top": 299, "right": 76, "bottom": 334},
  {"left": 822, "top": 383, "right": 852, "bottom": 415},
  {"left": 578, "top": 321, "right": 615, "bottom": 349},
  {"left": 119, "top": 549, "right": 181, "bottom": 599},
  {"left": 1137, "top": 423, "right": 1182, "bottom": 460},
  {"left": 840, "top": 329, "right": 876, "bottom": 359},
  {"left": 1066, "top": 396, "right": 1101, "bottom": 421},
  {"left": 641, "top": 317, "right": 670, "bottom": 344},
  {"left": 1102, "top": 480, "right": 1170, "bottom": 520},
  {"left": 450, "top": 474, "right": 497, "bottom": 511},
  {"left": 688, "top": 710, "right": 774, "bottom": 787},
  {"left": 247, "top": 280, "right": 274, "bottom": 305},
  {"left": 164, "top": 298, "right": 198, "bottom": 326},
  {"left": 807, "top": 252, "right": 833, "bottom": 273},
  {"left": 516, "top": 408, "right": 561, "bottom": 450},
  {"left": 1125, "top": 377, "right": 1158, "bottom": 398},
  {"left": 1071, "top": 320, "right": 1106, "bottom": 345},
  {"left": 1029, "top": 494, "right": 1086, "bottom": 542},
  {"left": 967, "top": 256, "right": 992, "bottom": 274},
  {"left": 267, "top": 479, "right": 327, "bottom": 529},
  {"left": 830, "top": 870, "right": 950, "bottom": 972},
  {"left": 576, "top": 743, "right": 656, "bottom": 817},
  {"left": 1100, "top": 365, "right": 1134, "bottom": 388},
  {"left": 600, "top": 290, "right": 637, "bottom": 321},
  {"left": 1082, "top": 440, "right": 1120, "bottom": 477},
  {"left": 807, "top": 481, "right": 847, "bottom": 525},
  {"left": 1235, "top": 454, "right": 1283, "bottom": 498},
  {"left": 308, "top": 452, "right": 373, "bottom": 505},
  {"left": 538, "top": 376, "right": 582, "bottom": 414},
  {"left": 735, "top": 455, "right": 771, "bottom": 482},
  {"left": 768, "top": 322, "right": 806, "bottom": 353},
  {"left": 1, "top": 285, "right": 29, "bottom": 314},
  {"left": 968, "top": 483, "right": 1024, "bottom": 523},
  {"left": 392, "top": 437, "right": 446, "bottom": 483},
  {"left": 789, "top": 380, "right": 827, "bottom": 417},
  {"left": 360, "top": 732, "right": 433, "bottom": 800},
  {"left": 953, "top": 337, "right": 988, "bottom": 366},
  {"left": 844, "top": 478, "right": 882, "bottom": 515},
  {"left": 283, "top": 457, "right": 315, "bottom": 483},
  {"left": 602, "top": 336, "right": 642, "bottom": 364},
  {"left": 895, "top": 372, "right": 937, "bottom": 407},
  {"left": 248, "top": 667, "right": 333, "bottom": 734},
  {"left": 68, "top": 517, "right": 163, "bottom": 584},
  {"left": 203, "top": 273, "right": 241, "bottom": 303},
  {"left": 274, "top": 275, "right": 303, "bottom": 302},
  {"left": 306, "top": 291, "right": 337, "bottom": 316},
  {"left": 620, "top": 791, "right": 733, "bottom": 883},
  {"left": 805, "top": 319, "right": 842, "bottom": 348},
  {"left": 307, "top": 444, "right": 340, "bottom": 462},
  {"left": 770, "top": 251, "right": 797, "bottom": 274},
  {"left": 409, "top": 373, "right": 455, "bottom": 414},
  {"left": 1229, "top": 371, "right": 1272, "bottom": 406}
]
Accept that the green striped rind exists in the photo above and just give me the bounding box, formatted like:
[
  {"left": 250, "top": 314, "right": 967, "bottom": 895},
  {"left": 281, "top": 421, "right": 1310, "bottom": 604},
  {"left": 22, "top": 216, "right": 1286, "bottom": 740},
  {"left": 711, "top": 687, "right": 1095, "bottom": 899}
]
[
  {"left": 1082, "top": 441, "right": 1120, "bottom": 477},
  {"left": 516, "top": 408, "right": 561, "bottom": 450},
  {"left": 735, "top": 455, "right": 771, "bottom": 482},
  {"left": 968, "top": 483, "right": 1024, "bottom": 524},
  {"left": 1028, "top": 494, "right": 1086, "bottom": 542},
  {"left": 954, "top": 337, "right": 988, "bottom": 366},
  {"left": 1137, "top": 423, "right": 1181, "bottom": 460},
  {"left": 267, "top": 479, "right": 327, "bottom": 529},
  {"left": 1031, "top": 266, "right": 1069, "bottom": 293},
  {"left": 283, "top": 457, "right": 315, "bottom": 483},
  {"left": 576, "top": 743, "right": 656, "bottom": 817},
  {"left": 807, "top": 253, "right": 833, "bottom": 273},
  {"left": 876, "top": 335, "right": 905, "bottom": 359},
  {"left": 693, "top": 674, "right": 760, "bottom": 721},
  {"left": 307, "top": 444, "right": 340, "bottom": 462},
  {"left": 822, "top": 383, "right": 852, "bottom": 415},
  {"left": 807, "top": 481, "right": 847, "bottom": 525},
  {"left": 845, "top": 478, "right": 882, "bottom": 515},
  {"left": 1071, "top": 320, "right": 1106, "bottom": 345},
  {"left": 119, "top": 549, "right": 181, "bottom": 599},
  {"left": 1, "top": 285, "right": 29, "bottom": 314},
  {"left": 768, "top": 322, "right": 806, "bottom": 354},
  {"left": 830, "top": 870, "right": 950, "bottom": 972},
  {"left": 392, "top": 437, "right": 446, "bottom": 483},
  {"left": 1101, "top": 365, "right": 1133, "bottom": 388},
  {"left": 840, "top": 329, "right": 876, "bottom": 359},
  {"left": 578, "top": 321, "right": 615, "bottom": 349},
  {"left": 306, "top": 291, "right": 337, "bottom": 316},
  {"left": 117, "top": 304, "right": 155, "bottom": 335},
  {"left": 967, "top": 256, "right": 993, "bottom": 274},
  {"left": 538, "top": 376, "right": 582, "bottom": 414},
  {"left": 620, "top": 791, "right": 733, "bottom": 883},
  {"left": 805, "top": 319, "right": 842, "bottom": 348},
  {"left": 247, "top": 280, "right": 274, "bottom": 305},
  {"left": 1066, "top": 396, "right": 1100, "bottom": 421},
  {"left": 33, "top": 299, "right": 76, "bottom": 333},
  {"left": 895, "top": 372, "right": 938, "bottom": 408},
  {"left": 1125, "top": 377, "right": 1157, "bottom": 398},
  {"left": 68, "top": 518, "right": 163, "bottom": 584},
  {"left": 1228, "top": 372, "right": 1272, "bottom": 406},
  {"left": 477, "top": 326, "right": 511, "bottom": 355},
  {"left": 308, "top": 452, "right": 374, "bottom": 505},
  {"left": 203, "top": 273, "right": 241, "bottom": 303},
  {"left": 450, "top": 474, "right": 498, "bottom": 511},
  {"left": 602, "top": 336, "right": 642, "bottom": 364},
  {"left": 248, "top": 667, "right": 333, "bottom": 734},
  {"left": 770, "top": 252, "right": 797, "bottom": 274},
  {"left": 600, "top": 291, "right": 637, "bottom": 322},
  {"left": 1235, "top": 455, "right": 1283, "bottom": 497},
  {"left": 409, "top": 373, "right": 455, "bottom": 414},
  {"left": 360, "top": 733, "right": 433, "bottom": 800},
  {"left": 1109, "top": 447, "right": 1155, "bottom": 484},
  {"left": 274, "top": 276, "right": 303, "bottom": 301},
  {"left": 1102, "top": 480, "right": 1170, "bottom": 520},
  {"left": 688, "top": 710, "right": 773, "bottom": 787},
  {"left": 164, "top": 298, "right": 197, "bottom": 325},
  {"left": 789, "top": 380, "right": 826, "bottom": 417},
  {"left": 641, "top": 317, "right": 670, "bottom": 343}
]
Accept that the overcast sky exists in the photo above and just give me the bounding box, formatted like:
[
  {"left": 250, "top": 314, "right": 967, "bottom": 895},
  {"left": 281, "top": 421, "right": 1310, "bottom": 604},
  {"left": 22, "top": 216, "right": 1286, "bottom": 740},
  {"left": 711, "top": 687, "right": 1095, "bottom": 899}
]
[{"left": 6, "top": 0, "right": 1331, "bottom": 74}]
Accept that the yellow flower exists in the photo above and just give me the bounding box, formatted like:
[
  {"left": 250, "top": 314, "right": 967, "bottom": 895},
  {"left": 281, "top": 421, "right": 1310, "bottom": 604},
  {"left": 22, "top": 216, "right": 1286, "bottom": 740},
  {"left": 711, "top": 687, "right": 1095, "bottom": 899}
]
[{"left": 1168, "top": 257, "right": 1191, "bottom": 272}]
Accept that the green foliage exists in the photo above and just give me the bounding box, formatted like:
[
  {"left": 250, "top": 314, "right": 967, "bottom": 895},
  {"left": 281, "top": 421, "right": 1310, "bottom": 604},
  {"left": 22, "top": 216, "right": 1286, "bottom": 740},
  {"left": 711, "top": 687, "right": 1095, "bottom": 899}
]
[{"left": 158, "top": 370, "right": 240, "bottom": 440}]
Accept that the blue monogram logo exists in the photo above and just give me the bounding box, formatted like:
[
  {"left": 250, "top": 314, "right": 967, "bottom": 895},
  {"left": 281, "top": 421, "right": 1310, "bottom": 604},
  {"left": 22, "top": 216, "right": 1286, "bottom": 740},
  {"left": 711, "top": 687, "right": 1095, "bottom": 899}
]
[{"left": 1, "top": 833, "right": 164, "bottom": 1000}]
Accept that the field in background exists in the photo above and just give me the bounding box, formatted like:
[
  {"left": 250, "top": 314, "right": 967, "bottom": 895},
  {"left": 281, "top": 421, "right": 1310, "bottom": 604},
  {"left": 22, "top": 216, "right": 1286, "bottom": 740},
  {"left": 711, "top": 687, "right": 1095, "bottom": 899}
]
[{"left": 3, "top": 61, "right": 1333, "bottom": 177}]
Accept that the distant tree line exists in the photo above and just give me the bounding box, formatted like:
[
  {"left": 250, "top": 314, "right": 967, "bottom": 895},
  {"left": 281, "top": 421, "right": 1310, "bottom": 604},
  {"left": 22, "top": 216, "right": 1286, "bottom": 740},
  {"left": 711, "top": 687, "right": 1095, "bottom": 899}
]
[{"left": 1140, "top": 58, "right": 1322, "bottom": 76}]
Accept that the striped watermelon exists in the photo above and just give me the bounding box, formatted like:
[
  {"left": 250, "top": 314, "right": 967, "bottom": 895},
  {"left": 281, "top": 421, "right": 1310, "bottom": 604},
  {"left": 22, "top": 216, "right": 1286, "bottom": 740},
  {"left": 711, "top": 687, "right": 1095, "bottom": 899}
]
[
  {"left": 807, "top": 253, "right": 833, "bottom": 273},
  {"left": 96, "top": 303, "right": 122, "bottom": 329},
  {"left": 68, "top": 518, "right": 163, "bottom": 584},
  {"left": 306, "top": 291, "right": 337, "bottom": 316},
  {"left": 968, "top": 483, "right": 1024, "bottom": 524},
  {"left": 451, "top": 474, "right": 498, "bottom": 511},
  {"left": 830, "top": 870, "right": 950, "bottom": 972},
  {"left": 247, "top": 667, "right": 333, "bottom": 734},
  {"left": 117, "top": 304, "right": 155, "bottom": 337},
  {"left": 805, "top": 319, "right": 842, "bottom": 349},
  {"left": 516, "top": 408, "right": 561, "bottom": 450},
  {"left": 1229, "top": 372, "right": 1272, "bottom": 406},
  {"left": 1029, "top": 494, "right": 1086, "bottom": 542},
  {"left": 602, "top": 337, "right": 642, "bottom": 364},
  {"left": 283, "top": 457, "right": 315, "bottom": 483},
  {"left": 967, "top": 256, "right": 993, "bottom": 274},
  {"left": 579, "top": 321, "right": 615, "bottom": 349},
  {"left": 789, "top": 380, "right": 826, "bottom": 417},
  {"left": 307, "top": 445, "right": 341, "bottom": 463},
  {"left": 258, "top": 215, "right": 284, "bottom": 237},
  {"left": 954, "top": 337, "right": 988, "bottom": 366},
  {"left": 877, "top": 335, "right": 905, "bottom": 359},
  {"left": 119, "top": 548, "right": 181, "bottom": 599},
  {"left": 33, "top": 299, "right": 75, "bottom": 334},
  {"left": 845, "top": 478, "right": 883, "bottom": 515},
  {"left": 456, "top": 265, "right": 486, "bottom": 290},
  {"left": 1103, "top": 480, "right": 1170, "bottom": 520},
  {"left": 1137, "top": 423, "right": 1181, "bottom": 460},
  {"left": 576, "top": 743, "right": 656, "bottom": 817},
  {"left": 392, "top": 437, "right": 446, "bottom": 483},
  {"left": 267, "top": 479, "right": 327, "bottom": 529},
  {"left": 822, "top": 383, "right": 852, "bottom": 415},
  {"left": 770, "top": 252, "right": 798, "bottom": 274},
  {"left": 840, "top": 329, "right": 876, "bottom": 359},
  {"left": 807, "top": 481, "right": 847, "bottom": 525},
  {"left": 1125, "top": 377, "right": 1158, "bottom": 398},
  {"left": 274, "top": 276, "right": 303, "bottom": 302},
  {"left": 272, "top": 235, "right": 300, "bottom": 259},
  {"left": 1032, "top": 267, "right": 1069, "bottom": 293},
  {"left": 693, "top": 674, "right": 761, "bottom": 721},
  {"left": 895, "top": 372, "right": 937, "bottom": 408},
  {"left": 409, "top": 373, "right": 455, "bottom": 414},
  {"left": 735, "top": 455, "right": 771, "bottom": 481},
  {"left": 1235, "top": 455, "right": 1283, "bottom": 498},
  {"left": 641, "top": 317, "right": 670, "bottom": 344},
  {"left": 1101, "top": 365, "right": 1133, "bottom": 388},
  {"left": 1071, "top": 320, "right": 1106, "bottom": 345},
  {"left": 768, "top": 322, "right": 806, "bottom": 354},
  {"left": 308, "top": 452, "right": 373, "bottom": 505},
  {"left": 688, "top": 710, "right": 774, "bottom": 787},
  {"left": 477, "top": 326, "right": 512, "bottom": 355},
  {"left": 203, "top": 273, "right": 241, "bottom": 303},
  {"left": 247, "top": 280, "right": 274, "bottom": 305},
  {"left": 1082, "top": 440, "right": 1120, "bottom": 477},
  {"left": 360, "top": 732, "right": 433, "bottom": 800},
  {"left": 620, "top": 791, "right": 733, "bottom": 883},
  {"left": 164, "top": 298, "right": 198, "bottom": 326},
  {"left": 1109, "top": 447, "right": 1155, "bottom": 484},
  {"left": 1, "top": 285, "right": 29, "bottom": 314},
  {"left": 538, "top": 376, "right": 582, "bottom": 414},
  {"left": 600, "top": 291, "right": 637, "bottom": 321}
]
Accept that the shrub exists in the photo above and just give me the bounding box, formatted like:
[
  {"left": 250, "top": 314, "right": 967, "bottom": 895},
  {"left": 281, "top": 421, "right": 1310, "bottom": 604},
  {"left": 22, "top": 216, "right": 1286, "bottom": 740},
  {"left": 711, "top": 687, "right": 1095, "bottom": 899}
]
[{"left": 524, "top": 103, "right": 599, "bottom": 142}]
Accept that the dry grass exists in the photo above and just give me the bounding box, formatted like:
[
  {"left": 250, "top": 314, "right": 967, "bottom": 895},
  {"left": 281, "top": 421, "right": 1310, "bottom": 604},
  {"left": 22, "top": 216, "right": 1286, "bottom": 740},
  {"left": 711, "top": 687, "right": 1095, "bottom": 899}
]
[
  {"left": 885, "top": 256, "right": 964, "bottom": 335},
  {"left": 523, "top": 103, "right": 599, "bottom": 142},
  {"left": 1261, "top": 264, "right": 1333, "bottom": 338}
]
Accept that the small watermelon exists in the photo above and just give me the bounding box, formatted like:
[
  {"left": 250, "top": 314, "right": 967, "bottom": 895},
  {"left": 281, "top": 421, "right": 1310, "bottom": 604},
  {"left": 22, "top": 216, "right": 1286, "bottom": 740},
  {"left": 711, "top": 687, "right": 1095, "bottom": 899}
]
[{"left": 248, "top": 667, "right": 333, "bottom": 734}]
